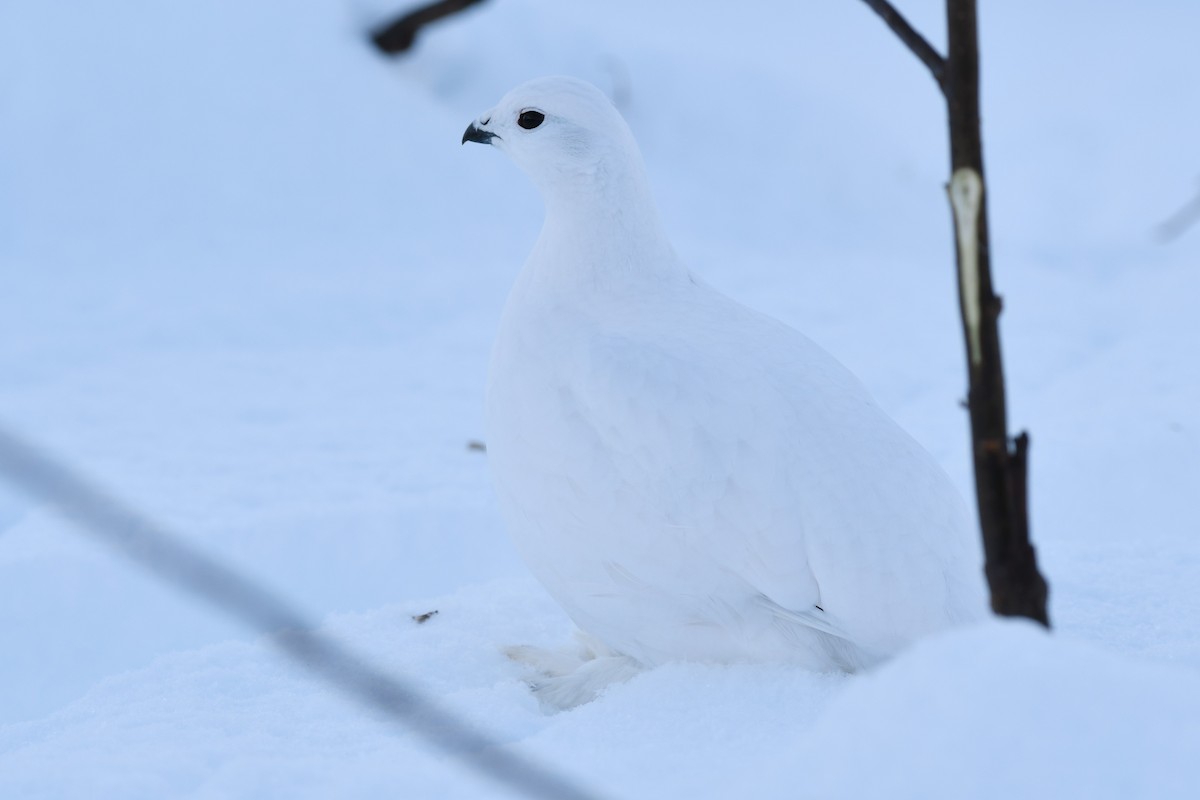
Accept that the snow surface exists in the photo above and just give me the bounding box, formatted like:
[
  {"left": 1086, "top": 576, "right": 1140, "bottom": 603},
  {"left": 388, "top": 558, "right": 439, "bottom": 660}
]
[{"left": 2, "top": 0, "right": 1198, "bottom": 797}]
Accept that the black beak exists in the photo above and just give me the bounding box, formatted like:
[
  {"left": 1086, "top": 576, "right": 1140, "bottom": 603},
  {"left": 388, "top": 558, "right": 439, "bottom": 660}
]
[{"left": 462, "top": 122, "right": 496, "bottom": 145}]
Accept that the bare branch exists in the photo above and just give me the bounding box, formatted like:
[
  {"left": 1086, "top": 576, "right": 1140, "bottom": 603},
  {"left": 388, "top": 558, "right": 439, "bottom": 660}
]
[
  {"left": 943, "top": 0, "right": 1049, "bottom": 626},
  {"left": 370, "top": 0, "right": 488, "bottom": 56},
  {"left": 0, "top": 425, "right": 605, "bottom": 800},
  {"left": 854, "top": 0, "right": 1050, "bottom": 625},
  {"left": 857, "top": 0, "right": 947, "bottom": 90}
]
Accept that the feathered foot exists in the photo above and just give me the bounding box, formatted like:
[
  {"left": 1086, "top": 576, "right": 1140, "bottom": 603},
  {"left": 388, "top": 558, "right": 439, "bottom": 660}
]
[{"left": 504, "top": 632, "right": 643, "bottom": 710}]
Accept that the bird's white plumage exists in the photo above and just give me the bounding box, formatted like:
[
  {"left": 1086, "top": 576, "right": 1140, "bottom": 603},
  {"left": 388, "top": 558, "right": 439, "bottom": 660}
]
[{"left": 466, "top": 77, "right": 986, "bottom": 698}]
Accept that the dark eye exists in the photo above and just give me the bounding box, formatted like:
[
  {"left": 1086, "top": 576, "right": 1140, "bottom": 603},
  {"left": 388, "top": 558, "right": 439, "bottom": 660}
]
[{"left": 517, "top": 110, "right": 545, "bottom": 130}]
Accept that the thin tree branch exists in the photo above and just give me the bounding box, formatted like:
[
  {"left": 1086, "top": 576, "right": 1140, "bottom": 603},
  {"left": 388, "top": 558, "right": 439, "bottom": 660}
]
[
  {"left": 944, "top": 0, "right": 1048, "bottom": 626},
  {"left": 370, "top": 0, "right": 488, "bottom": 56},
  {"left": 991, "top": 431, "right": 1048, "bottom": 623},
  {"left": 0, "top": 425, "right": 605, "bottom": 800},
  {"left": 857, "top": 0, "right": 947, "bottom": 91},
  {"left": 855, "top": 0, "right": 1051, "bottom": 626}
]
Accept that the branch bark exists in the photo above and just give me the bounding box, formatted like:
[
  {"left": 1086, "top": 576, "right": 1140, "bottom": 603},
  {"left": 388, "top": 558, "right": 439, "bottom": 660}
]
[
  {"left": 858, "top": 0, "right": 1051, "bottom": 626},
  {"left": 859, "top": 0, "right": 946, "bottom": 90}
]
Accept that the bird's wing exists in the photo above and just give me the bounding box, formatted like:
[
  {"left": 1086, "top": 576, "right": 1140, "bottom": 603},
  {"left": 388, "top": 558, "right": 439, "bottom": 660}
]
[
  {"left": 561, "top": 287, "right": 984, "bottom": 648},
  {"left": 561, "top": 299, "right": 833, "bottom": 613}
]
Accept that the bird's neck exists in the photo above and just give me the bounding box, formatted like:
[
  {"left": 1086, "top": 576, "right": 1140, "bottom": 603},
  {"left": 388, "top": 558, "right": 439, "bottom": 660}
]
[{"left": 526, "top": 168, "right": 688, "bottom": 298}]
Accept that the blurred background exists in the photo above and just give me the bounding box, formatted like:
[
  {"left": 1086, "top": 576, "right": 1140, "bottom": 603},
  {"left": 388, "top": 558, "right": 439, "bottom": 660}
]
[{"left": 1, "top": 0, "right": 1197, "bottom": 792}]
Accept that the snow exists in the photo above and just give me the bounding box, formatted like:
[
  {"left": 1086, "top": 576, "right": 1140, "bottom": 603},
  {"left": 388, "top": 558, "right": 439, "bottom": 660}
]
[
  {"left": 1, "top": 0, "right": 1198, "bottom": 797},
  {"left": 763, "top": 621, "right": 1200, "bottom": 800}
]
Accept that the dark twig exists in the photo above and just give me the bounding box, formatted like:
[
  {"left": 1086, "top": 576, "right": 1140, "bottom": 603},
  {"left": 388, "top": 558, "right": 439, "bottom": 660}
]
[
  {"left": 854, "top": 0, "right": 1050, "bottom": 626},
  {"left": 0, "top": 425, "right": 606, "bottom": 800},
  {"left": 989, "top": 432, "right": 1048, "bottom": 621},
  {"left": 857, "top": 0, "right": 947, "bottom": 91},
  {"left": 943, "top": 0, "right": 1049, "bottom": 626},
  {"left": 370, "top": 0, "right": 488, "bottom": 55}
]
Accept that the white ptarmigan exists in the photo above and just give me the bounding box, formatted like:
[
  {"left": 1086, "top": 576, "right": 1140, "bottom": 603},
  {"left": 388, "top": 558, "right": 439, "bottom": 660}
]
[{"left": 463, "top": 77, "right": 987, "bottom": 707}]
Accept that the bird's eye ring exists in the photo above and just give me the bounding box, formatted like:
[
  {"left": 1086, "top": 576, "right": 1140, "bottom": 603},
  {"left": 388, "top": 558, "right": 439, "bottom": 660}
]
[{"left": 518, "top": 110, "right": 545, "bottom": 130}]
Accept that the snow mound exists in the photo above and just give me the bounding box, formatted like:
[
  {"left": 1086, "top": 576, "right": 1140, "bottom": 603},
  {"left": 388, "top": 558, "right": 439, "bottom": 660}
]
[{"left": 768, "top": 620, "right": 1200, "bottom": 800}]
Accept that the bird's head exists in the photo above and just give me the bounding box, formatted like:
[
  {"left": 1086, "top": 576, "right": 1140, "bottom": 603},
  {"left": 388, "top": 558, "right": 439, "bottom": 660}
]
[{"left": 462, "top": 77, "right": 644, "bottom": 201}]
